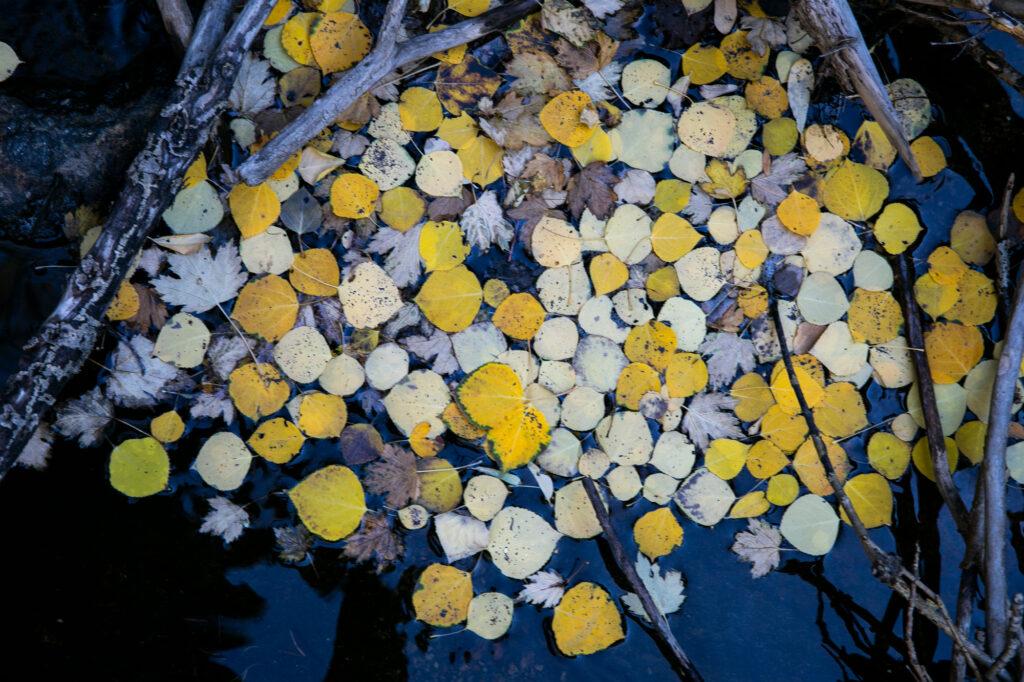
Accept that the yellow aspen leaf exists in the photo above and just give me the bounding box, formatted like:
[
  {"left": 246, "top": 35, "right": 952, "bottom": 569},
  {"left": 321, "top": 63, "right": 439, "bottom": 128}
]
[
  {"left": 458, "top": 135, "right": 503, "bottom": 186},
  {"left": 436, "top": 57, "right": 501, "bottom": 115},
  {"left": 653, "top": 179, "right": 691, "bottom": 213},
  {"left": 229, "top": 363, "right": 291, "bottom": 420},
  {"left": 552, "top": 582, "right": 625, "bottom": 656},
  {"left": 437, "top": 112, "right": 478, "bottom": 149},
  {"left": 493, "top": 292, "right": 546, "bottom": 340},
  {"left": 589, "top": 252, "right": 629, "bottom": 295},
  {"left": 803, "top": 124, "right": 849, "bottom": 164},
  {"left": 867, "top": 432, "right": 911, "bottom": 480},
  {"left": 730, "top": 491, "right": 770, "bottom": 518},
  {"left": 448, "top": 0, "right": 489, "bottom": 17},
  {"left": 183, "top": 153, "right": 207, "bottom": 188},
  {"left": 296, "top": 392, "right": 347, "bottom": 438},
  {"left": 540, "top": 90, "right": 598, "bottom": 147},
  {"left": 411, "top": 421, "right": 444, "bottom": 457},
  {"left": 414, "top": 264, "right": 482, "bottom": 332},
  {"left": 413, "top": 563, "right": 473, "bottom": 627},
  {"left": 248, "top": 417, "right": 305, "bottom": 464},
  {"left": 924, "top": 322, "right": 984, "bottom": 384},
  {"left": 571, "top": 127, "right": 615, "bottom": 166},
  {"left": 911, "top": 436, "right": 959, "bottom": 482},
  {"left": 150, "top": 411, "right": 185, "bottom": 444},
  {"left": 720, "top": 31, "right": 768, "bottom": 80},
  {"left": 763, "top": 117, "right": 798, "bottom": 156},
  {"left": 745, "top": 76, "right": 788, "bottom": 118},
  {"left": 945, "top": 269, "right": 996, "bottom": 326},
  {"left": 770, "top": 365, "right": 824, "bottom": 414},
  {"left": 735, "top": 229, "right": 768, "bottom": 268},
  {"left": 955, "top": 420, "right": 987, "bottom": 465},
  {"left": 813, "top": 382, "right": 868, "bottom": 439},
  {"left": 928, "top": 246, "right": 967, "bottom": 285},
  {"left": 913, "top": 272, "right": 959, "bottom": 319},
  {"left": 419, "top": 220, "right": 469, "bottom": 272},
  {"left": 776, "top": 190, "right": 821, "bottom": 236},
  {"left": 456, "top": 362, "right": 524, "bottom": 429},
  {"left": 309, "top": 12, "right": 371, "bottom": 74},
  {"left": 290, "top": 247, "right": 340, "bottom": 296},
  {"left": 107, "top": 280, "right": 140, "bottom": 321},
  {"left": 766, "top": 473, "right": 799, "bottom": 506},
  {"left": 264, "top": 0, "right": 292, "bottom": 26},
  {"left": 853, "top": 121, "right": 897, "bottom": 170},
  {"left": 281, "top": 12, "right": 318, "bottom": 66},
  {"left": 379, "top": 186, "right": 425, "bottom": 232},
  {"left": 532, "top": 216, "right": 582, "bottom": 267},
  {"left": 848, "top": 289, "right": 903, "bottom": 344},
  {"left": 289, "top": 464, "right": 366, "bottom": 540},
  {"left": 677, "top": 101, "right": 737, "bottom": 157},
  {"left": 841, "top": 473, "right": 893, "bottom": 528},
  {"left": 486, "top": 405, "right": 551, "bottom": 471},
  {"left": 950, "top": 211, "right": 996, "bottom": 265},
  {"left": 793, "top": 435, "right": 849, "bottom": 496},
  {"left": 229, "top": 182, "right": 280, "bottom": 238},
  {"left": 443, "top": 401, "right": 487, "bottom": 439},
  {"left": 330, "top": 173, "right": 379, "bottom": 218},
  {"left": 616, "top": 362, "right": 661, "bottom": 410},
  {"left": 822, "top": 161, "right": 888, "bottom": 222},
  {"left": 624, "top": 321, "right": 677, "bottom": 371},
  {"left": 1014, "top": 187, "right": 1024, "bottom": 223},
  {"left": 417, "top": 457, "right": 464, "bottom": 512},
  {"left": 746, "top": 439, "right": 788, "bottom": 478},
  {"left": 232, "top": 274, "right": 299, "bottom": 341},
  {"left": 482, "top": 278, "right": 510, "bottom": 308},
  {"left": 761, "top": 405, "right": 808, "bottom": 452},
  {"left": 873, "top": 203, "right": 922, "bottom": 255},
  {"left": 700, "top": 159, "right": 747, "bottom": 199},
  {"left": 737, "top": 285, "right": 768, "bottom": 318},
  {"left": 910, "top": 136, "right": 947, "bottom": 178},
  {"left": 665, "top": 352, "right": 709, "bottom": 398},
  {"left": 338, "top": 261, "right": 403, "bottom": 329},
  {"left": 731, "top": 372, "right": 775, "bottom": 422},
  {"left": 682, "top": 43, "right": 727, "bottom": 85},
  {"left": 109, "top": 437, "right": 170, "bottom": 498},
  {"left": 633, "top": 507, "right": 683, "bottom": 560},
  {"left": 646, "top": 266, "right": 681, "bottom": 302},
  {"left": 705, "top": 438, "right": 750, "bottom": 480},
  {"left": 398, "top": 86, "right": 443, "bottom": 132}
]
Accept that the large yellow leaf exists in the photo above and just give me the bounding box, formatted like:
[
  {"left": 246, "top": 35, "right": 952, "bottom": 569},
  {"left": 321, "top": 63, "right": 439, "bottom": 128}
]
[
  {"left": 624, "top": 321, "right": 677, "bottom": 371},
  {"left": 229, "top": 363, "right": 291, "bottom": 420},
  {"left": 924, "top": 322, "right": 984, "bottom": 384},
  {"left": 616, "top": 363, "right": 661, "bottom": 410},
  {"left": 419, "top": 220, "right": 469, "bottom": 272},
  {"left": 309, "top": 12, "right": 371, "bottom": 74},
  {"left": 552, "top": 582, "right": 625, "bottom": 655},
  {"left": 848, "top": 289, "right": 902, "bottom": 344},
  {"left": 109, "top": 437, "right": 169, "bottom": 498},
  {"left": 540, "top": 90, "right": 597, "bottom": 147},
  {"left": 634, "top": 507, "right": 683, "bottom": 560},
  {"left": 486, "top": 404, "right": 551, "bottom": 471},
  {"left": 281, "top": 12, "right": 318, "bottom": 66},
  {"left": 248, "top": 417, "right": 305, "bottom": 464},
  {"left": 413, "top": 563, "right": 473, "bottom": 627},
  {"left": 651, "top": 214, "right": 701, "bottom": 262},
  {"left": 681, "top": 43, "right": 727, "bottom": 85},
  {"left": 793, "top": 435, "right": 849, "bottom": 495},
  {"left": 232, "top": 274, "right": 299, "bottom": 341},
  {"left": 492, "top": 292, "right": 546, "bottom": 340},
  {"left": 417, "top": 457, "right": 464, "bottom": 512},
  {"left": 840, "top": 473, "right": 893, "bottom": 528},
  {"left": 456, "top": 362, "right": 524, "bottom": 428},
  {"left": 457, "top": 135, "right": 504, "bottom": 186},
  {"left": 706, "top": 438, "right": 750, "bottom": 480},
  {"left": 289, "top": 247, "right": 339, "bottom": 296},
  {"left": 867, "top": 432, "right": 911, "bottom": 480},
  {"left": 229, "top": 182, "right": 280, "bottom": 238},
  {"left": 813, "top": 382, "right": 868, "bottom": 439},
  {"left": 822, "top": 161, "right": 888, "bottom": 221},
  {"left": 296, "top": 392, "right": 347, "bottom": 438},
  {"left": 731, "top": 372, "right": 775, "bottom": 422},
  {"left": 288, "top": 464, "right": 366, "bottom": 540},
  {"left": 330, "top": 173, "right": 379, "bottom": 218},
  {"left": 414, "top": 264, "right": 482, "bottom": 332}
]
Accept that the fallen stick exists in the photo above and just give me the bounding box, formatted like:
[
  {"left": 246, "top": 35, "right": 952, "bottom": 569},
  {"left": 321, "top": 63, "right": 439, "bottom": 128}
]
[
  {"left": 237, "top": 0, "right": 540, "bottom": 185},
  {"left": 794, "top": 0, "right": 924, "bottom": 180},
  {"left": 580, "top": 476, "right": 704, "bottom": 682},
  {"left": 0, "top": 0, "right": 275, "bottom": 474},
  {"left": 157, "top": 0, "right": 195, "bottom": 50}
]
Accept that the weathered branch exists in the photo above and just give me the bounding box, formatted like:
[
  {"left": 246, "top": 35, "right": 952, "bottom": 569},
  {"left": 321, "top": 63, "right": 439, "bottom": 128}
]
[
  {"left": 893, "top": 253, "right": 972, "bottom": 537},
  {"left": 0, "top": 0, "right": 276, "bottom": 474},
  {"left": 794, "top": 0, "right": 924, "bottom": 180},
  {"left": 982, "top": 177, "right": 1022, "bottom": 657},
  {"left": 157, "top": 0, "right": 195, "bottom": 51},
  {"left": 580, "top": 476, "right": 703, "bottom": 682},
  {"left": 237, "top": 0, "right": 539, "bottom": 185}
]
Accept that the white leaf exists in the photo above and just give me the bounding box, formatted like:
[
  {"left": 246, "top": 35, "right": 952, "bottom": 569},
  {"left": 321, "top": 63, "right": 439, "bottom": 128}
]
[
  {"left": 780, "top": 494, "right": 839, "bottom": 556},
  {"left": 700, "top": 332, "right": 756, "bottom": 390},
  {"left": 502, "top": 146, "right": 535, "bottom": 178},
  {"left": 713, "top": 0, "right": 737, "bottom": 34},
  {"left": 622, "top": 555, "right": 686, "bottom": 622},
  {"left": 105, "top": 336, "right": 178, "bottom": 408},
  {"left": 190, "top": 388, "right": 235, "bottom": 424},
  {"left": 383, "top": 302, "right": 422, "bottom": 338},
  {"left": 574, "top": 61, "right": 624, "bottom": 102},
  {"left": 788, "top": 59, "right": 814, "bottom": 133},
  {"left": 682, "top": 392, "right": 742, "bottom": 451},
  {"left": 366, "top": 224, "right": 423, "bottom": 288},
  {"left": 516, "top": 569, "right": 566, "bottom": 608},
  {"left": 674, "top": 467, "right": 735, "bottom": 526},
  {"left": 582, "top": 0, "right": 622, "bottom": 19},
  {"left": 17, "top": 423, "right": 53, "bottom": 470},
  {"left": 402, "top": 327, "right": 459, "bottom": 375},
  {"left": 138, "top": 247, "right": 166, "bottom": 277},
  {"left": 528, "top": 462, "right": 555, "bottom": 503},
  {"left": 681, "top": 187, "right": 713, "bottom": 224},
  {"left": 462, "top": 190, "right": 514, "bottom": 252},
  {"left": 54, "top": 386, "right": 114, "bottom": 447},
  {"left": 151, "top": 243, "right": 247, "bottom": 313},
  {"left": 207, "top": 335, "right": 249, "bottom": 381},
  {"left": 434, "top": 511, "right": 490, "bottom": 562},
  {"left": 751, "top": 153, "right": 807, "bottom": 206},
  {"left": 614, "top": 170, "right": 656, "bottom": 204},
  {"left": 199, "top": 496, "right": 250, "bottom": 544},
  {"left": 228, "top": 54, "right": 275, "bottom": 115},
  {"left": 731, "top": 518, "right": 782, "bottom": 578}
]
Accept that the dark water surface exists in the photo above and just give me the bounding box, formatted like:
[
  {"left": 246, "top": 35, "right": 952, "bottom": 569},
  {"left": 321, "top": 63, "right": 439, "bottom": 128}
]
[{"left": 2, "top": 2, "right": 1024, "bottom": 681}]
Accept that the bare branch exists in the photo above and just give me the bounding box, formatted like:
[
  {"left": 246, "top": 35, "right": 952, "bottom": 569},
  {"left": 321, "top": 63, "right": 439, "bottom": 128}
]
[{"left": 157, "top": 0, "right": 195, "bottom": 51}]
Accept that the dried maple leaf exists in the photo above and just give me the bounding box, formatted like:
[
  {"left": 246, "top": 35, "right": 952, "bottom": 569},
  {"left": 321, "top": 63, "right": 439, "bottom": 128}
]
[
  {"left": 126, "top": 284, "right": 167, "bottom": 333},
  {"left": 731, "top": 519, "right": 782, "bottom": 578},
  {"left": 343, "top": 512, "right": 404, "bottom": 572},
  {"left": 402, "top": 327, "right": 459, "bottom": 375},
  {"left": 700, "top": 332, "right": 757, "bottom": 390},
  {"left": 17, "top": 423, "right": 52, "bottom": 470},
  {"left": 365, "top": 224, "right": 423, "bottom": 289},
  {"left": 517, "top": 570, "right": 566, "bottom": 608},
  {"left": 582, "top": 0, "right": 624, "bottom": 20},
  {"left": 554, "top": 32, "right": 619, "bottom": 80},
  {"left": 105, "top": 336, "right": 178, "bottom": 408},
  {"left": 54, "top": 386, "right": 114, "bottom": 447},
  {"left": 151, "top": 243, "right": 247, "bottom": 314},
  {"left": 622, "top": 555, "right": 686, "bottom": 622},
  {"left": 364, "top": 444, "right": 420, "bottom": 508},
  {"left": 275, "top": 525, "right": 313, "bottom": 563},
  {"left": 521, "top": 153, "right": 568, "bottom": 193},
  {"left": 462, "top": 190, "right": 514, "bottom": 252},
  {"left": 751, "top": 153, "right": 808, "bottom": 206},
  {"left": 228, "top": 54, "right": 274, "bottom": 115},
  {"left": 199, "top": 497, "right": 249, "bottom": 544},
  {"left": 567, "top": 162, "right": 617, "bottom": 220},
  {"left": 683, "top": 392, "right": 743, "bottom": 451}
]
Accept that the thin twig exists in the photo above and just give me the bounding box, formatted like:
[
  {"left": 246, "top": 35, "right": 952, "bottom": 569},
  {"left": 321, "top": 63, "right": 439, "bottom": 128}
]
[
  {"left": 906, "top": 544, "right": 934, "bottom": 682},
  {"left": 996, "top": 175, "right": 1017, "bottom": 326},
  {"left": 579, "top": 477, "right": 704, "bottom": 682},
  {"left": 986, "top": 594, "right": 1024, "bottom": 679}
]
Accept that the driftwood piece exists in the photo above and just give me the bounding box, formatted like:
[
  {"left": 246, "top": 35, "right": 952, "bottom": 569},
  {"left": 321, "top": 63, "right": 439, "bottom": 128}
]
[
  {"left": 0, "top": 0, "right": 274, "bottom": 475},
  {"left": 794, "top": 0, "right": 924, "bottom": 180},
  {"left": 237, "top": 0, "right": 539, "bottom": 185},
  {"left": 580, "top": 477, "right": 704, "bottom": 682}
]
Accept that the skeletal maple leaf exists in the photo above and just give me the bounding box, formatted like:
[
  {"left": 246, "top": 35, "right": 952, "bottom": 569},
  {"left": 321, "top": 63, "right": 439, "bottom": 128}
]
[
  {"left": 683, "top": 392, "right": 743, "bottom": 451},
  {"left": 343, "top": 512, "right": 404, "bottom": 572},
  {"left": 229, "top": 54, "right": 275, "bottom": 115},
  {"left": 700, "top": 332, "right": 757, "bottom": 390},
  {"left": 567, "top": 162, "right": 617, "bottom": 220},
  {"left": 207, "top": 335, "right": 248, "bottom": 381},
  {"left": 190, "top": 387, "right": 235, "bottom": 424},
  {"left": 574, "top": 60, "right": 624, "bottom": 102},
  {"left": 151, "top": 243, "right": 247, "bottom": 313},
  {"left": 732, "top": 519, "right": 783, "bottom": 578},
  {"left": 199, "top": 497, "right": 249, "bottom": 544},
  {"left": 275, "top": 525, "right": 313, "bottom": 564},
  {"left": 741, "top": 16, "right": 787, "bottom": 55},
  {"left": 366, "top": 224, "right": 422, "bottom": 289},
  {"left": 462, "top": 190, "right": 514, "bottom": 252},
  {"left": 517, "top": 570, "right": 566, "bottom": 608},
  {"left": 54, "top": 386, "right": 114, "bottom": 447},
  {"left": 105, "top": 335, "right": 178, "bottom": 408},
  {"left": 402, "top": 327, "right": 459, "bottom": 375},
  {"left": 364, "top": 444, "right": 421, "bottom": 508},
  {"left": 751, "top": 153, "right": 807, "bottom": 206},
  {"left": 622, "top": 555, "right": 686, "bottom": 622}
]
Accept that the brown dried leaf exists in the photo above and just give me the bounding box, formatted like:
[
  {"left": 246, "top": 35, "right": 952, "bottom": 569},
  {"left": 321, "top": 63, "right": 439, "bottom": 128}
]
[
  {"left": 342, "top": 512, "right": 405, "bottom": 572},
  {"left": 364, "top": 444, "right": 421, "bottom": 508},
  {"left": 567, "top": 162, "right": 616, "bottom": 220}
]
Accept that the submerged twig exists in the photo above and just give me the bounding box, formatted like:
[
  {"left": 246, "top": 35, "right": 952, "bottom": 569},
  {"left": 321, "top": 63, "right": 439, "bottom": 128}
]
[{"left": 579, "top": 477, "right": 704, "bottom": 682}]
